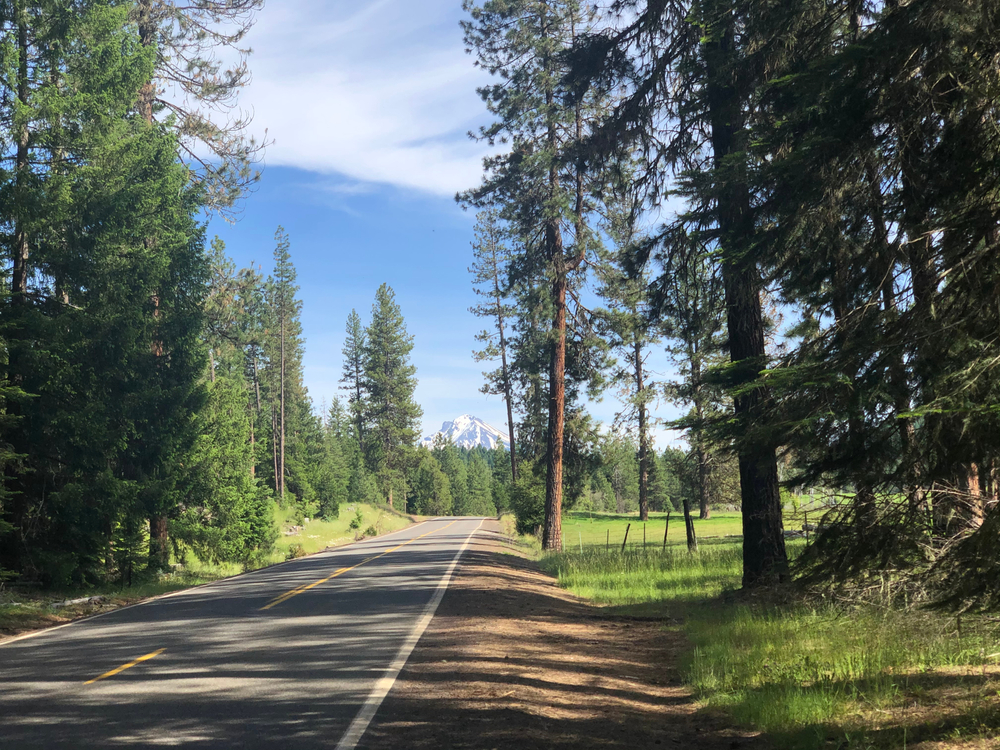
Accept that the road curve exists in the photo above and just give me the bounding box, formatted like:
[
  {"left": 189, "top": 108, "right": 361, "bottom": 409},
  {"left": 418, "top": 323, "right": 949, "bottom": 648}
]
[{"left": 0, "top": 516, "right": 484, "bottom": 749}]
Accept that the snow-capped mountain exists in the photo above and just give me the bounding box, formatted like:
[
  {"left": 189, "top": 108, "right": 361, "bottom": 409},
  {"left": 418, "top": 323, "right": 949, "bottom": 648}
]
[{"left": 420, "top": 415, "right": 506, "bottom": 450}]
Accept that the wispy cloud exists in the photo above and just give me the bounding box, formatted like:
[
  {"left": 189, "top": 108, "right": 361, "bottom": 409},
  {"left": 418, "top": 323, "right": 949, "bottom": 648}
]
[{"left": 243, "top": 0, "right": 490, "bottom": 196}]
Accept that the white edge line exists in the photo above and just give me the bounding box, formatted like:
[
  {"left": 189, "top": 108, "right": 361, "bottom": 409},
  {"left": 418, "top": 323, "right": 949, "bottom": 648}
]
[
  {"left": 334, "top": 518, "right": 485, "bottom": 750},
  {"left": 0, "top": 518, "right": 436, "bottom": 649}
]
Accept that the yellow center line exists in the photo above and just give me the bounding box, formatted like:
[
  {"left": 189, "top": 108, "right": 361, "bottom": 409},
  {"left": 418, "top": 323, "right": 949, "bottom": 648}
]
[
  {"left": 84, "top": 648, "right": 165, "bottom": 685},
  {"left": 260, "top": 520, "right": 459, "bottom": 611}
]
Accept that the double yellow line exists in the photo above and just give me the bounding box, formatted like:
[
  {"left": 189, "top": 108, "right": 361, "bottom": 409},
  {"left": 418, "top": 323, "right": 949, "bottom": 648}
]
[{"left": 259, "top": 520, "right": 457, "bottom": 611}]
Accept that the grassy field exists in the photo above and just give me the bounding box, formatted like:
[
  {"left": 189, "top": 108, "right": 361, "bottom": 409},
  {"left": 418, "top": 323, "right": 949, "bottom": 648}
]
[
  {"left": 543, "top": 531, "right": 1000, "bottom": 749},
  {"left": 561, "top": 510, "right": 744, "bottom": 553},
  {"left": 0, "top": 502, "right": 413, "bottom": 639}
]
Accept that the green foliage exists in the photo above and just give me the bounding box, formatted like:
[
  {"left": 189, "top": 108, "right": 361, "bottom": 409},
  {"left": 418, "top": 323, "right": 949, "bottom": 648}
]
[
  {"left": 509, "top": 465, "right": 546, "bottom": 534},
  {"left": 410, "top": 450, "right": 453, "bottom": 516},
  {"left": 172, "top": 376, "right": 276, "bottom": 569},
  {"left": 361, "top": 284, "right": 422, "bottom": 505},
  {"left": 462, "top": 452, "right": 496, "bottom": 516},
  {"left": 348, "top": 507, "right": 365, "bottom": 531}
]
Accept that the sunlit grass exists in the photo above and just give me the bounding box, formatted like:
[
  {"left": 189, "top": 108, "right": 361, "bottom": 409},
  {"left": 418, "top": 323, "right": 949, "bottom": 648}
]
[
  {"left": 269, "top": 502, "right": 412, "bottom": 562},
  {"left": 561, "top": 510, "right": 744, "bottom": 553},
  {"left": 542, "top": 539, "right": 1000, "bottom": 749}
]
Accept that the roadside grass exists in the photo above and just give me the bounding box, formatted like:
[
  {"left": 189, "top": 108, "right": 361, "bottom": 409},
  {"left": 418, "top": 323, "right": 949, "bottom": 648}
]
[
  {"left": 542, "top": 541, "right": 1000, "bottom": 749},
  {"left": 0, "top": 569, "right": 227, "bottom": 639},
  {"left": 0, "top": 502, "right": 413, "bottom": 639},
  {"left": 269, "top": 502, "right": 412, "bottom": 562}
]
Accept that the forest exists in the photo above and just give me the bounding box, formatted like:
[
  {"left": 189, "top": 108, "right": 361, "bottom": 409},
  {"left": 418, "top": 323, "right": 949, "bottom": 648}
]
[
  {"left": 0, "top": 0, "right": 513, "bottom": 588},
  {"left": 0, "top": 0, "right": 996, "bottom": 619},
  {"left": 459, "top": 0, "right": 1000, "bottom": 612}
]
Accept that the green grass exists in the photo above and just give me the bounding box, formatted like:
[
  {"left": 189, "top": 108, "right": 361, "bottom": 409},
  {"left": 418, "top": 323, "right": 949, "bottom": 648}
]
[
  {"left": 269, "top": 502, "right": 412, "bottom": 562},
  {"left": 542, "top": 538, "right": 1000, "bottom": 749},
  {"left": 561, "top": 509, "right": 744, "bottom": 553}
]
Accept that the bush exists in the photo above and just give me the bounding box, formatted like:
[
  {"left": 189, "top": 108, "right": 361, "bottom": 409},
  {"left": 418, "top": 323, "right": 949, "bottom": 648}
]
[
  {"left": 363, "top": 525, "right": 378, "bottom": 537},
  {"left": 285, "top": 543, "right": 307, "bottom": 560},
  {"left": 348, "top": 507, "right": 365, "bottom": 531},
  {"left": 509, "top": 470, "right": 545, "bottom": 534}
]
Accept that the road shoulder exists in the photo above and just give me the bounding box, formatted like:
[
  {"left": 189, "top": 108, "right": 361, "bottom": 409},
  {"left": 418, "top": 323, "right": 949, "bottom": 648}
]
[{"left": 359, "top": 520, "right": 765, "bottom": 749}]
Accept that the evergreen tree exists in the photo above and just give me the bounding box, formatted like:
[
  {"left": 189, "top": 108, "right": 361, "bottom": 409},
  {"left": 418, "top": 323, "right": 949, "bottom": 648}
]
[
  {"left": 133, "top": 0, "right": 266, "bottom": 211},
  {"left": 469, "top": 208, "right": 519, "bottom": 482},
  {"left": 464, "top": 452, "right": 496, "bottom": 516},
  {"left": 361, "top": 284, "right": 422, "bottom": 507},
  {"left": 461, "top": 0, "right": 607, "bottom": 550},
  {"left": 410, "top": 450, "right": 453, "bottom": 516},
  {"left": 340, "top": 309, "right": 368, "bottom": 451},
  {"left": 595, "top": 177, "right": 660, "bottom": 521},
  {"left": 267, "top": 226, "right": 303, "bottom": 506},
  {"left": 567, "top": 0, "right": 789, "bottom": 585}
]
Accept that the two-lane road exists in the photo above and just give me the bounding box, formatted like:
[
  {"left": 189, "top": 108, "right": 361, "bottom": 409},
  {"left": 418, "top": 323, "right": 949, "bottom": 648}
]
[{"left": 0, "top": 517, "right": 484, "bottom": 748}]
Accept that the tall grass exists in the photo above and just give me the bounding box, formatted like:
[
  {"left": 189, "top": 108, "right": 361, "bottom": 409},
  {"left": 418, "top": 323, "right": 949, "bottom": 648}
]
[{"left": 542, "top": 543, "right": 1000, "bottom": 749}]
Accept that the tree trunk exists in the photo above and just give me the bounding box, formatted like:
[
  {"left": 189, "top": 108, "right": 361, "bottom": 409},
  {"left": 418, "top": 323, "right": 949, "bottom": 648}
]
[
  {"left": 496, "top": 280, "right": 518, "bottom": 483},
  {"left": 543, "top": 263, "right": 566, "bottom": 550},
  {"left": 12, "top": 0, "right": 29, "bottom": 304},
  {"left": 541, "top": 31, "right": 565, "bottom": 551},
  {"left": 635, "top": 336, "right": 649, "bottom": 522},
  {"left": 271, "top": 404, "right": 279, "bottom": 499},
  {"left": 148, "top": 515, "right": 169, "bottom": 571},
  {"left": 279, "top": 314, "right": 285, "bottom": 504},
  {"left": 704, "top": 13, "right": 787, "bottom": 587},
  {"left": 691, "top": 356, "right": 711, "bottom": 520},
  {"left": 136, "top": 0, "right": 155, "bottom": 125},
  {"left": 250, "top": 355, "right": 261, "bottom": 478}
]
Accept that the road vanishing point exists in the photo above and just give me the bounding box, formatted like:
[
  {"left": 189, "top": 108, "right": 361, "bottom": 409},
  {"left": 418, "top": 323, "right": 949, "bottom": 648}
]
[{"left": 0, "top": 517, "right": 485, "bottom": 748}]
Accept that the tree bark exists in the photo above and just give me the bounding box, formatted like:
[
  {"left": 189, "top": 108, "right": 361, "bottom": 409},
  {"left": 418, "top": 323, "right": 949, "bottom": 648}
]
[
  {"left": 136, "top": 0, "right": 155, "bottom": 126},
  {"left": 691, "top": 354, "right": 712, "bottom": 520},
  {"left": 635, "top": 336, "right": 649, "bottom": 521},
  {"left": 12, "top": 0, "right": 29, "bottom": 303},
  {"left": 541, "top": 8, "right": 565, "bottom": 551},
  {"left": 148, "top": 516, "right": 169, "bottom": 571},
  {"left": 279, "top": 307, "right": 286, "bottom": 504},
  {"left": 544, "top": 260, "right": 566, "bottom": 550},
  {"left": 704, "top": 10, "right": 787, "bottom": 587},
  {"left": 495, "top": 265, "right": 518, "bottom": 483}
]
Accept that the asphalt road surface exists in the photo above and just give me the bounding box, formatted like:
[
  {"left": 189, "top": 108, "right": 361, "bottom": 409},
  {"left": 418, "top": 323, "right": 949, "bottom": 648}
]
[{"left": 0, "top": 516, "right": 484, "bottom": 749}]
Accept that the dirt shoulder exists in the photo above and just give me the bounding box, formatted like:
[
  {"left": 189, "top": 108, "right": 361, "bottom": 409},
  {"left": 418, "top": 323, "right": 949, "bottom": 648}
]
[{"left": 360, "top": 520, "right": 765, "bottom": 750}]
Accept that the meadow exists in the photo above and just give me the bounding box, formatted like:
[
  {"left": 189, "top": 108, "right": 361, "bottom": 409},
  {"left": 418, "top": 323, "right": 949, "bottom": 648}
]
[
  {"left": 544, "top": 511, "right": 1000, "bottom": 749},
  {"left": 561, "top": 510, "right": 743, "bottom": 553}
]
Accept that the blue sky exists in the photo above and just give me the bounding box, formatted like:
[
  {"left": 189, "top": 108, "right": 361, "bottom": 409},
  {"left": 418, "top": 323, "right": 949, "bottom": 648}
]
[{"left": 206, "top": 0, "right": 682, "bottom": 445}]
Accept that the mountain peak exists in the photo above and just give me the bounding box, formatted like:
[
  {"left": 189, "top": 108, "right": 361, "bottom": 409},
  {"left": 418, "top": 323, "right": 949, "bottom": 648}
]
[{"left": 421, "top": 415, "right": 505, "bottom": 450}]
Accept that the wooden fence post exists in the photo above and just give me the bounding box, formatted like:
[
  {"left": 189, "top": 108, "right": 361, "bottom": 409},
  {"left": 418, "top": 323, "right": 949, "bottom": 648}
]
[{"left": 621, "top": 523, "right": 631, "bottom": 554}]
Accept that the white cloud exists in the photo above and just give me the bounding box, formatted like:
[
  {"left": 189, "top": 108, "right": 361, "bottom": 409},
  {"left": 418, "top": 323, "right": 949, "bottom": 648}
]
[{"left": 242, "top": 0, "right": 491, "bottom": 196}]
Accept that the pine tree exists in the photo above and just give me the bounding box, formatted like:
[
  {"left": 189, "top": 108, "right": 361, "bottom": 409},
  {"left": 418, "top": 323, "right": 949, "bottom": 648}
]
[
  {"left": 461, "top": 0, "right": 607, "bottom": 550},
  {"left": 361, "top": 284, "right": 422, "bottom": 507},
  {"left": 341, "top": 309, "right": 368, "bottom": 452},
  {"left": 567, "top": 0, "right": 789, "bottom": 585},
  {"left": 411, "top": 449, "right": 453, "bottom": 516},
  {"left": 133, "top": 0, "right": 266, "bottom": 211},
  {"left": 595, "top": 177, "right": 660, "bottom": 522},
  {"left": 267, "top": 227, "right": 302, "bottom": 506},
  {"left": 469, "top": 208, "right": 519, "bottom": 482}
]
